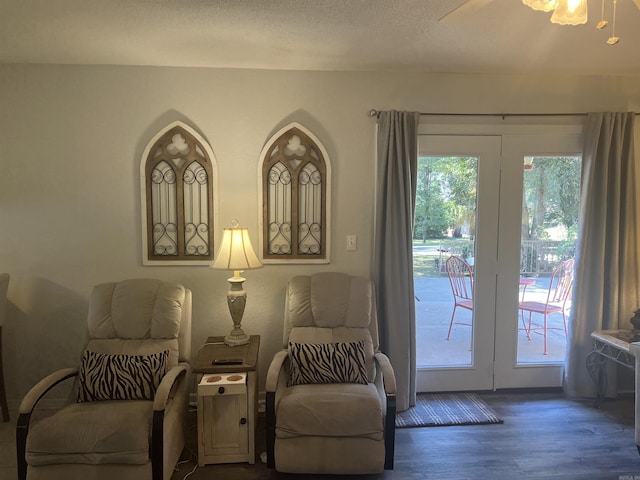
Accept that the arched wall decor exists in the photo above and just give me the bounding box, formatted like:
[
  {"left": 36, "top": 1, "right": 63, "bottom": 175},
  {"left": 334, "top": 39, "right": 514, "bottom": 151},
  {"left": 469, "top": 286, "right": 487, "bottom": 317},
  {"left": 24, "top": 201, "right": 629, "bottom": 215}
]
[
  {"left": 258, "top": 122, "right": 331, "bottom": 264},
  {"left": 140, "top": 121, "right": 218, "bottom": 265}
]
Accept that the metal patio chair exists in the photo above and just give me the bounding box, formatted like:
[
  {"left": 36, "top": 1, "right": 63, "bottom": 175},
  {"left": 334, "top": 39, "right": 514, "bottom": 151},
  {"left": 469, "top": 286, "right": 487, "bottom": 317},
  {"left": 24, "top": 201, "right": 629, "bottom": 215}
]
[
  {"left": 519, "top": 258, "right": 575, "bottom": 355},
  {"left": 445, "top": 255, "right": 474, "bottom": 350}
]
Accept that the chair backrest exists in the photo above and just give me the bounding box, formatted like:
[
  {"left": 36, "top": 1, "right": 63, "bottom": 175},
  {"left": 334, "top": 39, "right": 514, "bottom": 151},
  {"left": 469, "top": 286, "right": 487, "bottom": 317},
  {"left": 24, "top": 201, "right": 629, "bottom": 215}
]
[
  {"left": 446, "top": 255, "right": 473, "bottom": 302},
  {"left": 283, "top": 272, "right": 378, "bottom": 381},
  {"left": 85, "top": 278, "right": 192, "bottom": 367},
  {"left": 547, "top": 258, "right": 575, "bottom": 307},
  {"left": 0, "top": 273, "right": 8, "bottom": 327}
]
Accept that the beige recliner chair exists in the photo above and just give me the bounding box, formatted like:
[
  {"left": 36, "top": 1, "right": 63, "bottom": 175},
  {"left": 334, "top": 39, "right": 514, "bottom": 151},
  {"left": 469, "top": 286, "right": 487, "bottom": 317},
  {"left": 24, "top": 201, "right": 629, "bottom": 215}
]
[
  {"left": 16, "top": 278, "right": 192, "bottom": 480},
  {"left": 266, "top": 272, "right": 396, "bottom": 474}
]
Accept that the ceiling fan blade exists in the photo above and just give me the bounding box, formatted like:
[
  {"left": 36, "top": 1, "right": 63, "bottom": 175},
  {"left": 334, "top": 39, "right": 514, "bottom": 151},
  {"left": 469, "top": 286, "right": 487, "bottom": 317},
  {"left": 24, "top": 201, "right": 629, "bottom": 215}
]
[{"left": 438, "top": 0, "right": 495, "bottom": 23}]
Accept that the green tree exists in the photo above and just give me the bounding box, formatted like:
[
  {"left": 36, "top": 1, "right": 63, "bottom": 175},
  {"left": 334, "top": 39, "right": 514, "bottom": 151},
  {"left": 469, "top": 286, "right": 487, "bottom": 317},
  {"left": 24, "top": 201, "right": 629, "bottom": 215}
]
[
  {"left": 415, "top": 157, "right": 450, "bottom": 240},
  {"left": 440, "top": 157, "right": 477, "bottom": 234},
  {"left": 523, "top": 157, "right": 581, "bottom": 241},
  {"left": 415, "top": 156, "right": 477, "bottom": 241}
]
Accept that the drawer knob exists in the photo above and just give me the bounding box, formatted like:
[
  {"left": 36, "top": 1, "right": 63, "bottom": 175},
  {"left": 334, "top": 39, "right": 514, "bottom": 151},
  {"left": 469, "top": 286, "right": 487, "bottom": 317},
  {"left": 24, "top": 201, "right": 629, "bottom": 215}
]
[
  {"left": 240, "top": 417, "right": 247, "bottom": 425},
  {"left": 218, "top": 386, "right": 225, "bottom": 394}
]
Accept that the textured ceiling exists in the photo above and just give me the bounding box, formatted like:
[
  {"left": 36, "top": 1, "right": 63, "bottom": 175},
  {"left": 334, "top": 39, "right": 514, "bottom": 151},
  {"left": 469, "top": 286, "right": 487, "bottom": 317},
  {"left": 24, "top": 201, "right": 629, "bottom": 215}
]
[{"left": 1, "top": 0, "right": 640, "bottom": 75}]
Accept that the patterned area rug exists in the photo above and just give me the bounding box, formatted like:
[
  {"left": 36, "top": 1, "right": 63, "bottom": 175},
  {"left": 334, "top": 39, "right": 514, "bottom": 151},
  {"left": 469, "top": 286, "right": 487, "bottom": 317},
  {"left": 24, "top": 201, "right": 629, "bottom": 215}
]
[{"left": 395, "top": 393, "right": 503, "bottom": 428}]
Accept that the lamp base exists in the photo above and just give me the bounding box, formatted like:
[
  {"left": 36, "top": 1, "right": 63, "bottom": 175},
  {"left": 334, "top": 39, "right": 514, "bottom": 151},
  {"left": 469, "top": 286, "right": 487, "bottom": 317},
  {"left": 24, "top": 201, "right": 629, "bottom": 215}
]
[
  {"left": 224, "top": 327, "right": 250, "bottom": 346},
  {"left": 224, "top": 275, "right": 250, "bottom": 347}
]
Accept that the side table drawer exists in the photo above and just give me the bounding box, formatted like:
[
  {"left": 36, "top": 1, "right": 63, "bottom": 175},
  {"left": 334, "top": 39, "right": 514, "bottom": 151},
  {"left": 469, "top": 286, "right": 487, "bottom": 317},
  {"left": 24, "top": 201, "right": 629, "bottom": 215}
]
[{"left": 198, "top": 373, "right": 247, "bottom": 396}]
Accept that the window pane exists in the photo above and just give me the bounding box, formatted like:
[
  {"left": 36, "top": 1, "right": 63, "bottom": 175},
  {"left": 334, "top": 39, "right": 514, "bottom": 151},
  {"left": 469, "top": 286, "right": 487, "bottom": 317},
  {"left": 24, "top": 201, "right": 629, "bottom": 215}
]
[
  {"left": 414, "top": 155, "right": 478, "bottom": 367},
  {"left": 517, "top": 156, "right": 581, "bottom": 363}
]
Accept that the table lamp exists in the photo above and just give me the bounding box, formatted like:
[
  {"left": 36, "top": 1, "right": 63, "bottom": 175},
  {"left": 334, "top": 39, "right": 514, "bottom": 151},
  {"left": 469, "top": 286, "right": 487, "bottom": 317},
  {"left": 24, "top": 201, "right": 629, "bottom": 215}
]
[{"left": 210, "top": 225, "right": 263, "bottom": 346}]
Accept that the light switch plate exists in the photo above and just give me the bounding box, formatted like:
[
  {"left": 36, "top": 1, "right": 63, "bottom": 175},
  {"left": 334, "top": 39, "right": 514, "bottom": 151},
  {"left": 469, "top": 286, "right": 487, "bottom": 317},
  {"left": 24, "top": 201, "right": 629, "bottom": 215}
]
[{"left": 346, "top": 235, "right": 357, "bottom": 251}]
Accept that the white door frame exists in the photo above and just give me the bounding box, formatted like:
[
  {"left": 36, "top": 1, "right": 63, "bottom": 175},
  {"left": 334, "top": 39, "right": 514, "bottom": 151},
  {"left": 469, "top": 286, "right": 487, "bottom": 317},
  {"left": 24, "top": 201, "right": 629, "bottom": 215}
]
[
  {"left": 416, "top": 120, "right": 583, "bottom": 392},
  {"left": 416, "top": 134, "right": 501, "bottom": 392}
]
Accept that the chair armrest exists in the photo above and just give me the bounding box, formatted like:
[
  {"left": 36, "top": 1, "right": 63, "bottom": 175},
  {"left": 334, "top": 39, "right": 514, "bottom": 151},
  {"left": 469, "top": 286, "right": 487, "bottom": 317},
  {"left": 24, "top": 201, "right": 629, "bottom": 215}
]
[
  {"left": 265, "top": 349, "right": 288, "bottom": 469},
  {"left": 374, "top": 351, "right": 397, "bottom": 395},
  {"left": 150, "top": 364, "right": 189, "bottom": 480},
  {"left": 374, "top": 351, "right": 396, "bottom": 470},
  {"left": 17, "top": 367, "right": 79, "bottom": 480},
  {"left": 153, "top": 364, "right": 188, "bottom": 412},
  {"left": 266, "top": 350, "right": 288, "bottom": 393},
  {"left": 18, "top": 368, "right": 78, "bottom": 415}
]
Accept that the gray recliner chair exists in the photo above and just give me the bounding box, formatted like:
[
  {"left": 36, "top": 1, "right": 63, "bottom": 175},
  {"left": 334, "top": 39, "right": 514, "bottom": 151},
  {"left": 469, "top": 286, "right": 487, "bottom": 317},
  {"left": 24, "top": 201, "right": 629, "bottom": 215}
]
[
  {"left": 16, "top": 278, "right": 192, "bottom": 480},
  {"left": 266, "top": 272, "right": 396, "bottom": 474}
]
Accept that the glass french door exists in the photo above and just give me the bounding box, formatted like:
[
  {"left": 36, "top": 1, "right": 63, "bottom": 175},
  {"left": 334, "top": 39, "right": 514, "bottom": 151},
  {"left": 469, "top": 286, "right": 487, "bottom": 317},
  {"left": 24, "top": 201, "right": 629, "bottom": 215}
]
[
  {"left": 415, "top": 127, "right": 582, "bottom": 392},
  {"left": 415, "top": 135, "right": 501, "bottom": 391},
  {"left": 493, "top": 133, "right": 582, "bottom": 389}
]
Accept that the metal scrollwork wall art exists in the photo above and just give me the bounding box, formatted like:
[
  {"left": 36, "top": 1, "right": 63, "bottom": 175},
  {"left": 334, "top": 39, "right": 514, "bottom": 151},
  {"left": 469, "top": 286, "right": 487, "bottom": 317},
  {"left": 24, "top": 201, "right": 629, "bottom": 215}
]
[
  {"left": 140, "top": 121, "right": 218, "bottom": 265},
  {"left": 258, "top": 122, "right": 331, "bottom": 264}
]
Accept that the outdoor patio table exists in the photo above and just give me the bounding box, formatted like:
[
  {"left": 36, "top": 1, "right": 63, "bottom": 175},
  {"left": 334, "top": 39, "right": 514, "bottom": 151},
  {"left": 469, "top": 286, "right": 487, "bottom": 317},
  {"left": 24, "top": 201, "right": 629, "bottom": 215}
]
[{"left": 519, "top": 277, "right": 535, "bottom": 302}]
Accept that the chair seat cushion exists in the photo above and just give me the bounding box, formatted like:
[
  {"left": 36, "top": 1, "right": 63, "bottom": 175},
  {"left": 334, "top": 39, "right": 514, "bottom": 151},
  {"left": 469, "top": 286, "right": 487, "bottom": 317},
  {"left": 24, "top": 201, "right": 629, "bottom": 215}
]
[
  {"left": 275, "top": 382, "right": 383, "bottom": 440},
  {"left": 26, "top": 400, "right": 153, "bottom": 466}
]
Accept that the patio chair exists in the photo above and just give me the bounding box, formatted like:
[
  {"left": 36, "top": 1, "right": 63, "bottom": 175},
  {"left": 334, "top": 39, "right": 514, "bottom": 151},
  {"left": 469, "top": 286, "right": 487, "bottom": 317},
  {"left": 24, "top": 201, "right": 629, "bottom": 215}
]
[
  {"left": 445, "top": 255, "right": 474, "bottom": 350},
  {"left": 519, "top": 258, "right": 574, "bottom": 355}
]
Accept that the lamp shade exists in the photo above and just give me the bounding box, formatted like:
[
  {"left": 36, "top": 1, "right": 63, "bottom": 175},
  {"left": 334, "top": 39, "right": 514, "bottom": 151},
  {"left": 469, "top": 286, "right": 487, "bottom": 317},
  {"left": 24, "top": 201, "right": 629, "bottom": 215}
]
[
  {"left": 550, "top": 0, "right": 588, "bottom": 25},
  {"left": 210, "top": 228, "right": 263, "bottom": 271},
  {"left": 522, "top": 0, "right": 558, "bottom": 12}
]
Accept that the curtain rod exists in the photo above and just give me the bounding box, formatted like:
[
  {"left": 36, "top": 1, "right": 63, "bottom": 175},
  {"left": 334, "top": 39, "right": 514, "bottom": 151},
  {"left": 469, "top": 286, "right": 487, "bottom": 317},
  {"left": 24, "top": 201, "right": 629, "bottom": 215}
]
[
  {"left": 368, "top": 110, "right": 639, "bottom": 119},
  {"left": 367, "top": 109, "right": 589, "bottom": 119}
]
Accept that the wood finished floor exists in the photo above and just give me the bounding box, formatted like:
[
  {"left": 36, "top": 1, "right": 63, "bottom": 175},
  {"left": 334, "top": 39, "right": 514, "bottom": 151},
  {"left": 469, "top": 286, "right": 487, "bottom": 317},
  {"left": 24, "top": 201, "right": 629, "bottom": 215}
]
[
  {"left": 172, "top": 391, "right": 640, "bottom": 480},
  {"left": 1, "top": 392, "right": 638, "bottom": 480}
]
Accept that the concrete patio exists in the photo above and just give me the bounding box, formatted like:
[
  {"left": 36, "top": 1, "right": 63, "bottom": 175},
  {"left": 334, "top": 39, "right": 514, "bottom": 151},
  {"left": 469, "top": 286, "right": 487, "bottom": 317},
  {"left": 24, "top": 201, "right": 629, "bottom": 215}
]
[{"left": 414, "top": 275, "right": 567, "bottom": 367}]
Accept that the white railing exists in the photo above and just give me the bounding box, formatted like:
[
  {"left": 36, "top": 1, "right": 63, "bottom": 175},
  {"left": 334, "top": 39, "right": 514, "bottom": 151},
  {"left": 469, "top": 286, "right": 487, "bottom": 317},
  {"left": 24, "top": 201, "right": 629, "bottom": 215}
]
[
  {"left": 431, "top": 240, "right": 574, "bottom": 276},
  {"left": 520, "top": 240, "right": 574, "bottom": 275}
]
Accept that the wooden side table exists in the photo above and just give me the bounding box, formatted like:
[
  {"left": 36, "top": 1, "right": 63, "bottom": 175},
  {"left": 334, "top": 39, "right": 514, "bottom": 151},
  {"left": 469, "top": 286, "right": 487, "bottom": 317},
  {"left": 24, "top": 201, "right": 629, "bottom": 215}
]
[{"left": 193, "top": 335, "right": 260, "bottom": 466}]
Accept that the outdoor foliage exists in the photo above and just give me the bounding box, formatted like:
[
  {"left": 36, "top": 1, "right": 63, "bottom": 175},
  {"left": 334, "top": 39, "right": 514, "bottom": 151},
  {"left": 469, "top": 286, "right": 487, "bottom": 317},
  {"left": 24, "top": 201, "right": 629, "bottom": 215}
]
[
  {"left": 413, "top": 154, "right": 581, "bottom": 277},
  {"left": 414, "top": 156, "right": 477, "bottom": 241},
  {"left": 414, "top": 155, "right": 580, "bottom": 244},
  {"left": 522, "top": 156, "right": 581, "bottom": 241}
]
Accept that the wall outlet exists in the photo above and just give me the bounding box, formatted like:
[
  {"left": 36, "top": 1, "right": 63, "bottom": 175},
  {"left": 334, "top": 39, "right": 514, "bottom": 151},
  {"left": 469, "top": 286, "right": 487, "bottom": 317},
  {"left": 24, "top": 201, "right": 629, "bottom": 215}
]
[{"left": 346, "top": 235, "right": 357, "bottom": 251}]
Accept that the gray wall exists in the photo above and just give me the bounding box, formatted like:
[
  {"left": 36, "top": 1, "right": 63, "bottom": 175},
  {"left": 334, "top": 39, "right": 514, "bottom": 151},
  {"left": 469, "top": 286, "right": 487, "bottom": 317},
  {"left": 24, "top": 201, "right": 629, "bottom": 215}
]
[{"left": 1, "top": 64, "right": 639, "bottom": 407}]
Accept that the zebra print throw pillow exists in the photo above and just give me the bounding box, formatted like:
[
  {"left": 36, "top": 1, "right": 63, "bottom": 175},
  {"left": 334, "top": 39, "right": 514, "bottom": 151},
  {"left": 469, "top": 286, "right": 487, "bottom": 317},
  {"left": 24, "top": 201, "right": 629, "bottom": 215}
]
[
  {"left": 77, "top": 350, "right": 169, "bottom": 402},
  {"left": 287, "top": 340, "right": 368, "bottom": 386}
]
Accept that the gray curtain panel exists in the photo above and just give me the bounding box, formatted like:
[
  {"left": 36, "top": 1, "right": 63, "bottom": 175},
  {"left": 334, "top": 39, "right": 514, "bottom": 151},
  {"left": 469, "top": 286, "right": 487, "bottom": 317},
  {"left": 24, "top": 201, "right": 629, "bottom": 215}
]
[
  {"left": 564, "top": 112, "right": 639, "bottom": 398},
  {"left": 373, "top": 110, "right": 419, "bottom": 412}
]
